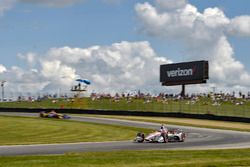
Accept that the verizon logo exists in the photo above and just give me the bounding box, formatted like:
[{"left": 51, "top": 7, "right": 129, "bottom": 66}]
[{"left": 167, "top": 67, "right": 196, "bottom": 78}]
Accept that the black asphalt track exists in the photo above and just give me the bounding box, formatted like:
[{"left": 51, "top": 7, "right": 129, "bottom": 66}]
[{"left": 0, "top": 112, "right": 250, "bottom": 156}]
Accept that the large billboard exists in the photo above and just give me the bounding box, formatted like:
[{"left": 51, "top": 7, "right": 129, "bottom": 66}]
[{"left": 160, "top": 60, "right": 209, "bottom": 86}]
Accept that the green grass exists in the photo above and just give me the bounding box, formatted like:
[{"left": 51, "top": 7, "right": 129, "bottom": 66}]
[
  {"left": 1, "top": 149, "right": 250, "bottom": 167},
  {"left": 0, "top": 97, "right": 249, "bottom": 118},
  {"left": 0, "top": 115, "right": 150, "bottom": 145}
]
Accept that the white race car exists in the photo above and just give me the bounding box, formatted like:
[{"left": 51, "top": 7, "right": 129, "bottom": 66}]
[{"left": 134, "top": 128, "right": 186, "bottom": 143}]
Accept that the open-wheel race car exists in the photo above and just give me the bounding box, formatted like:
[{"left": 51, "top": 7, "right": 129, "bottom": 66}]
[
  {"left": 134, "top": 128, "right": 186, "bottom": 143},
  {"left": 39, "top": 110, "right": 71, "bottom": 119}
]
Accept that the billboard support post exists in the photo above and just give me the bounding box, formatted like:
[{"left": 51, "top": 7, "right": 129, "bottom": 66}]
[
  {"left": 1, "top": 81, "right": 6, "bottom": 102},
  {"left": 181, "top": 84, "right": 185, "bottom": 97}
]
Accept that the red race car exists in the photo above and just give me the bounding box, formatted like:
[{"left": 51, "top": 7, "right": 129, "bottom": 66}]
[{"left": 134, "top": 128, "right": 186, "bottom": 143}]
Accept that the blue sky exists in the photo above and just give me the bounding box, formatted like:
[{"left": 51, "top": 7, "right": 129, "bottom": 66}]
[
  {"left": 0, "top": 0, "right": 248, "bottom": 68},
  {"left": 1, "top": 0, "right": 143, "bottom": 68},
  {"left": 0, "top": 0, "right": 250, "bottom": 95}
]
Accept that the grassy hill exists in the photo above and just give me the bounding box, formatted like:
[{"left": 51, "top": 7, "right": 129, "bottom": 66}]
[{"left": 0, "top": 97, "right": 249, "bottom": 118}]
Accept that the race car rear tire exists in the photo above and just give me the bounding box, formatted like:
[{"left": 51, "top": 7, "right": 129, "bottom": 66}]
[
  {"left": 136, "top": 132, "right": 145, "bottom": 143},
  {"left": 39, "top": 112, "right": 45, "bottom": 118},
  {"left": 174, "top": 136, "right": 180, "bottom": 142}
]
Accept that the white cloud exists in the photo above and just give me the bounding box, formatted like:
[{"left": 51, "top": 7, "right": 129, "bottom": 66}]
[
  {"left": 155, "top": 0, "right": 187, "bottom": 10},
  {"left": 228, "top": 16, "right": 250, "bottom": 37},
  {"left": 0, "top": 41, "right": 171, "bottom": 96},
  {"left": 210, "top": 36, "right": 249, "bottom": 86},
  {"left": 202, "top": 7, "right": 230, "bottom": 28},
  {"left": 46, "top": 46, "right": 97, "bottom": 64},
  {"left": 0, "top": 64, "right": 7, "bottom": 73},
  {"left": 135, "top": 1, "right": 250, "bottom": 92},
  {"left": 17, "top": 52, "right": 37, "bottom": 67},
  {"left": 40, "top": 41, "right": 170, "bottom": 93},
  {"left": 40, "top": 59, "right": 77, "bottom": 92},
  {"left": 135, "top": 2, "right": 230, "bottom": 40},
  {"left": 0, "top": 66, "right": 48, "bottom": 95}
]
